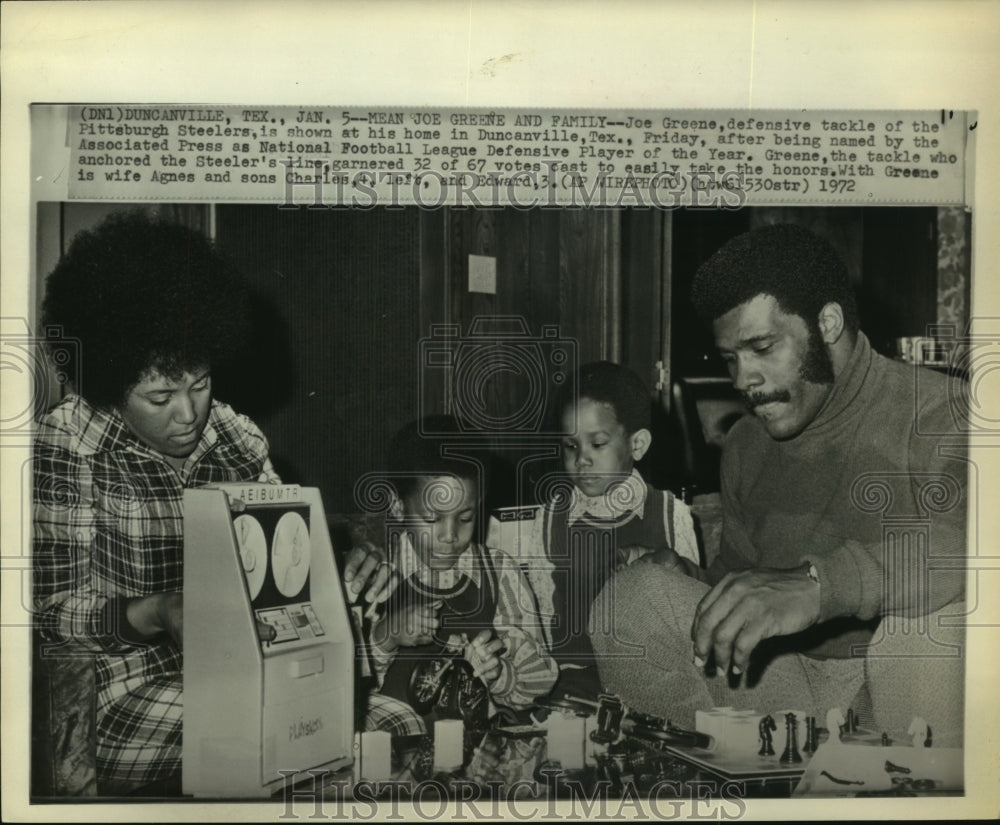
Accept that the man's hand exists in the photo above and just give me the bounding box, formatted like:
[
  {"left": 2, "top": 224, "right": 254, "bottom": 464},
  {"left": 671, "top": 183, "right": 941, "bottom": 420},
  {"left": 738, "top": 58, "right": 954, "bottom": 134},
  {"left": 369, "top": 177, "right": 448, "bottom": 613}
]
[
  {"left": 372, "top": 601, "right": 441, "bottom": 651},
  {"left": 465, "top": 630, "right": 504, "bottom": 684},
  {"left": 691, "top": 564, "right": 820, "bottom": 676},
  {"left": 343, "top": 541, "right": 399, "bottom": 611}
]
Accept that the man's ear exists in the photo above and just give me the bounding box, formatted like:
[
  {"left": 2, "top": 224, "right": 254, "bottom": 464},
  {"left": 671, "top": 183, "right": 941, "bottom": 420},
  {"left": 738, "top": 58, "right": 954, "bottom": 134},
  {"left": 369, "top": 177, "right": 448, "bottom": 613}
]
[
  {"left": 388, "top": 491, "right": 404, "bottom": 519},
  {"left": 630, "top": 428, "right": 652, "bottom": 461},
  {"left": 817, "top": 302, "right": 846, "bottom": 345}
]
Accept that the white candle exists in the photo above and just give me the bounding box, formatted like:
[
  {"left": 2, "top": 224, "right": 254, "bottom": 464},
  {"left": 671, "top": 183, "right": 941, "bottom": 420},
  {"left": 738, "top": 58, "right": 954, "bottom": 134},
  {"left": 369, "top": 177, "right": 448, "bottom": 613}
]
[
  {"left": 696, "top": 707, "right": 733, "bottom": 751},
  {"left": 359, "top": 731, "right": 392, "bottom": 780},
  {"left": 726, "top": 712, "right": 760, "bottom": 756},
  {"left": 547, "top": 715, "right": 585, "bottom": 769},
  {"left": 433, "top": 719, "right": 464, "bottom": 771}
]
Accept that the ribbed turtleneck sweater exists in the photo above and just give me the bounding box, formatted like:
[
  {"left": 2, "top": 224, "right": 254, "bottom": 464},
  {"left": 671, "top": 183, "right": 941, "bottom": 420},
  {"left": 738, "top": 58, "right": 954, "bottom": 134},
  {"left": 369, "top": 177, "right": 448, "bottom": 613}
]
[{"left": 711, "top": 332, "right": 968, "bottom": 658}]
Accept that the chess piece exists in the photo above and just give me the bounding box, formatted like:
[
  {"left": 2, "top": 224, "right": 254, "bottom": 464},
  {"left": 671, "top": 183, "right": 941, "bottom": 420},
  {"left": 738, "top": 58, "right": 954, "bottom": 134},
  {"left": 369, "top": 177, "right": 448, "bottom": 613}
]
[
  {"left": 907, "top": 717, "right": 928, "bottom": 748},
  {"left": 758, "top": 714, "right": 776, "bottom": 756},
  {"left": 802, "top": 716, "right": 818, "bottom": 754},
  {"left": 825, "top": 707, "right": 845, "bottom": 743},
  {"left": 779, "top": 713, "right": 802, "bottom": 764},
  {"left": 881, "top": 732, "right": 891, "bottom": 747},
  {"left": 845, "top": 708, "right": 857, "bottom": 734}
]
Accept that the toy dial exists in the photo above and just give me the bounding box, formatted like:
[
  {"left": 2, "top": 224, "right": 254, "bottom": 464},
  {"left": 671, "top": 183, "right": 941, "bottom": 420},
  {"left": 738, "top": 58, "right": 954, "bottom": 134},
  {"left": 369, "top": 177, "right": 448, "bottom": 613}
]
[
  {"left": 271, "top": 511, "right": 311, "bottom": 597},
  {"left": 233, "top": 514, "right": 267, "bottom": 601}
]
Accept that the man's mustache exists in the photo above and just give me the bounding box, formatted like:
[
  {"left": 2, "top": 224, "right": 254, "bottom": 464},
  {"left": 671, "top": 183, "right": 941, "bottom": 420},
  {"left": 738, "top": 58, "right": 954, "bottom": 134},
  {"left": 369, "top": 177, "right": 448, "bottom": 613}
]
[{"left": 742, "top": 390, "right": 792, "bottom": 409}]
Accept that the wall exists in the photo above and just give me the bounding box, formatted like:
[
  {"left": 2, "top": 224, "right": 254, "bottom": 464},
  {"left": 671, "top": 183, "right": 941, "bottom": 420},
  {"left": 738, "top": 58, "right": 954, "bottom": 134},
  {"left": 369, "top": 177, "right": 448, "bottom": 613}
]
[
  {"left": 213, "top": 206, "right": 423, "bottom": 515},
  {"left": 419, "top": 207, "right": 658, "bottom": 506},
  {"left": 35, "top": 204, "right": 969, "bottom": 512}
]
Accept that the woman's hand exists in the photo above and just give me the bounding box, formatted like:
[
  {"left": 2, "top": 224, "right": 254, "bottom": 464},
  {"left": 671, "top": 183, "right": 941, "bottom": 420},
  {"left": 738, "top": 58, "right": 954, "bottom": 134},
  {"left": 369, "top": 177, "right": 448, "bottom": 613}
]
[
  {"left": 125, "top": 591, "right": 276, "bottom": 648},
  {"left": 126, "top": 592, "right": 184, "bottom": 648}
]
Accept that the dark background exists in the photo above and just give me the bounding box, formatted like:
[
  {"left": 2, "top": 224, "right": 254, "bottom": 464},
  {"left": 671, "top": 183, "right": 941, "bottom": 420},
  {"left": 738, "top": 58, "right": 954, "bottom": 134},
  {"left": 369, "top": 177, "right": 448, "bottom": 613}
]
[{"left": 37, "top": 203, "right": 970, "bottom": 514}]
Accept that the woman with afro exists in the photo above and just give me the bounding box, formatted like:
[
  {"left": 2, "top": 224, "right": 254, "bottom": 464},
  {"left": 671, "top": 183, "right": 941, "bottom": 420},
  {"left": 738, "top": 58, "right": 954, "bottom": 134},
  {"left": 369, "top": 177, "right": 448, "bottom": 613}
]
[{"left": 32, "top": 210, "right": 282, "bottom": 793}]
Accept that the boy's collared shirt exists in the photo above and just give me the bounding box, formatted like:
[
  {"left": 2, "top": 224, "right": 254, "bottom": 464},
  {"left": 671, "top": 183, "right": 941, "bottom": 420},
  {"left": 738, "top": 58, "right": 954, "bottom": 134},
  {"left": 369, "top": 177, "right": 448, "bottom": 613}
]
[
  {"left": 488, "top": 469, "right": 701, "bottom": 653},
  {"left": 567, "top": 467, "right": 650, "bottom": 526}
]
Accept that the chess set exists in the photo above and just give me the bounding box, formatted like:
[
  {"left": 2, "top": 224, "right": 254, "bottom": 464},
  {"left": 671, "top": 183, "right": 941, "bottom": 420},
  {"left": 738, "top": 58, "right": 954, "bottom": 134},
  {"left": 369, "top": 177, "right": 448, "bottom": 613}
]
[
  {"left": 662, "top": 703, "right": 961, "bottom": 795},
  {"left": 354, "top": 692, "right": 960, "bottom": 799}
]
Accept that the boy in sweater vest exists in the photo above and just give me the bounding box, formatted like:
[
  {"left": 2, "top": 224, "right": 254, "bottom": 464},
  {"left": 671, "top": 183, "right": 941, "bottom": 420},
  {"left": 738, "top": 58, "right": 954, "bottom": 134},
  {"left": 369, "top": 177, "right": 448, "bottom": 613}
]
[{"left": 488, "top": 361, "right": 700, "bottom": 704}]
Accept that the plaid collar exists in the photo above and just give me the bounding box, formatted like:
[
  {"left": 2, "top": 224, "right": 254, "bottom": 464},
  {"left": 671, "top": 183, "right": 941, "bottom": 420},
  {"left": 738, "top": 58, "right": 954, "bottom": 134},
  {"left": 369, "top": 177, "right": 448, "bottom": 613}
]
[
  {"left": 567, "top": 468, "right": 647, "bottom": 525},
  {"left": 44, "top": 393, "right": 223, "bottom": 472}
]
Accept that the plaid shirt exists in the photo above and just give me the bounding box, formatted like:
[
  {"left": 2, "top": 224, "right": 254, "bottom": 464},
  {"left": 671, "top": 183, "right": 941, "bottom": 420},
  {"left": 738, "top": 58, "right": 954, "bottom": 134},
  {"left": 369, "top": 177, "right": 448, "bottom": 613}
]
[{"left": 33, "top": 394, "right": 278, "bottom": 783}]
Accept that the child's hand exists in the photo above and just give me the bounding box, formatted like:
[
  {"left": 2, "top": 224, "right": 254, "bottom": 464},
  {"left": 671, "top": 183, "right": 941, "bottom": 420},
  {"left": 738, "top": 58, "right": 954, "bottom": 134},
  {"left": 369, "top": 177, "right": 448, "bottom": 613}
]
[
  {"left": 343, "top": 541, "right": 399, "bottom": 611},
  {"left": 372, "top": 601, "right": 441, "bottom": 650},
  {"left": 465, "top": 629, "right": 505, "bottom": 684},
  {"left": 634, "top": 546, "right": 682, "bottom": 571}
]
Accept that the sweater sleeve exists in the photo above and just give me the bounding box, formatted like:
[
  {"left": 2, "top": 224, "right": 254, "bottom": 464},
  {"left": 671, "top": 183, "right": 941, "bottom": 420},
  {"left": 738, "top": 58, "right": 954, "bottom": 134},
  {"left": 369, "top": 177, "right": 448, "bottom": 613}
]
[
  {"left": 487, "top": 549, "right": 559, "bottom": 708},
  {"left": 805, "top": 413, "right": 967, "bottom": 623},
  {"left": 707, "top": 432, "right": 760, "bottom": 585}
]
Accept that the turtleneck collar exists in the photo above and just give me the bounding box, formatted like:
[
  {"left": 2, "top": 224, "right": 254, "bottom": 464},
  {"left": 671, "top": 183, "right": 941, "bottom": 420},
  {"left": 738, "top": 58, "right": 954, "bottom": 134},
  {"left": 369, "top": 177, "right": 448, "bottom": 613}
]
[{"left": 795, "top": 331, "right": 874, "bottom": 440}]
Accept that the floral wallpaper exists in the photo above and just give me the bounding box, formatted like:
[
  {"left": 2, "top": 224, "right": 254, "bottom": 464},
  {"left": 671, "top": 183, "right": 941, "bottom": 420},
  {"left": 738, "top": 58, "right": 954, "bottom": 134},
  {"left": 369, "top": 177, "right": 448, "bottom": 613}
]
[{"left": 936, "top": 206, "right": 971, "bottom": 330}]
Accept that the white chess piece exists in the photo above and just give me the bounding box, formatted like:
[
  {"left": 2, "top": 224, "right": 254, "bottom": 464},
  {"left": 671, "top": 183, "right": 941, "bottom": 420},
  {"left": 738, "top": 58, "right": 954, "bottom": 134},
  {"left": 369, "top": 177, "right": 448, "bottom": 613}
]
[
  {"left": 826, "top": 707, "right": 846, "bottom": 743},
  {"left": 907, "top": 716, "right": 928, "bottom": 747}
]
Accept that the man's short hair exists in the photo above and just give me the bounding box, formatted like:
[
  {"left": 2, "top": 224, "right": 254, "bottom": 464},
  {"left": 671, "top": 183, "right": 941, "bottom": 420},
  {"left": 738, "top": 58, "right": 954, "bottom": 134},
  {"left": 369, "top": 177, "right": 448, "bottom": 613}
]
[
  {"left": 557, "top": 361, "right": 651, "bottom": 435},
  {"left": 41, "top": 210, "right": 250, "bottom": 409},
  {"left": 690, "top": 223, "right": 860, "bottom": 334},
  {"left": 387, "top": 415, "right": 483, "bottom": 501}
]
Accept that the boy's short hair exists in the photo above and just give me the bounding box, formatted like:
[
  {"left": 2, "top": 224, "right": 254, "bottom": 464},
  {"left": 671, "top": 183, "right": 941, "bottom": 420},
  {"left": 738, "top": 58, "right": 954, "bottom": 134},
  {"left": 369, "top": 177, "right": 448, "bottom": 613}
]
[
  {"left": 387, "top": 415, "right": 484, "bottom": 501},
  {"left": 557, "top": 361, "right": 651, "bottom": 435},
  {"left": 690, "top": 223, "right": 860, "bottom": 335}
]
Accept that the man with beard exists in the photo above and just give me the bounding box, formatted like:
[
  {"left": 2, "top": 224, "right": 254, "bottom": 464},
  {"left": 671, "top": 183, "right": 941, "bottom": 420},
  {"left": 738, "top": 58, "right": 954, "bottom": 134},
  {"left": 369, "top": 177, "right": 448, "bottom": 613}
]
[{"left": 589, "top": 224, "right": 967, "bottom": 747}]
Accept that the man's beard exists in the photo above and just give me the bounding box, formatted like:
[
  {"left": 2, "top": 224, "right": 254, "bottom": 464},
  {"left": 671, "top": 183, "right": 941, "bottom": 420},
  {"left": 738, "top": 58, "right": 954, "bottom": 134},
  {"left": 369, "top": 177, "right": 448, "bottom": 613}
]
[
  {"left": 799, "top": 323, "right": 836, "bottom": 384},
  {"left": 742, "top": 325, "right": 834, "bottom": 410}
]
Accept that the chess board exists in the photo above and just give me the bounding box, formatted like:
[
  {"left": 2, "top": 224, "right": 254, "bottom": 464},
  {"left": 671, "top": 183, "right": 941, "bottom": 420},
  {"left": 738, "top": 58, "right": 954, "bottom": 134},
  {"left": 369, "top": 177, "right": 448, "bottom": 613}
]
[
  {"left": 661, "top": 740, "right": 815, "bottom": 783},
  {"left": 660, "top": 719, "right": 830, "bottom": 783},
  {"left": 662, "top": 724, "right": 961, "bottom": 795}
]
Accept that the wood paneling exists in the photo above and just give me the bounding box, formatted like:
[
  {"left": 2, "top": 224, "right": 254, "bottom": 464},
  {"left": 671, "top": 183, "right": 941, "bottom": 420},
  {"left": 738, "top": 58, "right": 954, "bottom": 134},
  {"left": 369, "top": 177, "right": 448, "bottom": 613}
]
[
  {"left": 214, "top": 206, "right": 422, "bottom": 514},
  {"left": 420, "top": 207, "right": 633, "bottom": 506}
]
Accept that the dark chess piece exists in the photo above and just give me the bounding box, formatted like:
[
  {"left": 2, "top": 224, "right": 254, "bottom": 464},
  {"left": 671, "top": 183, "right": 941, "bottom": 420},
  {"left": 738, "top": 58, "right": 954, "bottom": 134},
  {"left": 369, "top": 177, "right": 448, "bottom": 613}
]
[
  {"left": 802, "top": 716, "right": 818, "bottom": 754},
  {"left": 758, "top": 714, "right": 776, "bottom": 756},
  {"left": 881, "top": 732, "right": 891, "bottom": 747},
  {"left": 779, "top": 712, "right": 802, "bottom": 764},
  {"left": 845, "top": 707, "right": 857, "bottom": 734}
]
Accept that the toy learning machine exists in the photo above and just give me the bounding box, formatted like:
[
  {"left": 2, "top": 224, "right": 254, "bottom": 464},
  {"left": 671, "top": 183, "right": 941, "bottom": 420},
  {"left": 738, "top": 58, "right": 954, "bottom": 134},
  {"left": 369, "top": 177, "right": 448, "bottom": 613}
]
[{"left": 182, "top": 483, "right": 354, "bottom": 797}]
